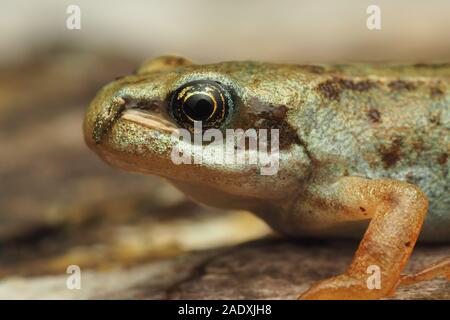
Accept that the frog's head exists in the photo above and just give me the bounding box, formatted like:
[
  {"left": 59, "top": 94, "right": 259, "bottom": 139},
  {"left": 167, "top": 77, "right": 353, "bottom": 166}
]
[{"left": 84, "top": 56, "right": 312, "bottom": 211}]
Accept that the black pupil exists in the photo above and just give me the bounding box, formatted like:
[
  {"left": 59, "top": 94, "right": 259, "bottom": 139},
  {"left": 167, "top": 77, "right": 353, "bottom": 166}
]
[{"left": 183, "top": 95, "right": 215, "bottom": 121}]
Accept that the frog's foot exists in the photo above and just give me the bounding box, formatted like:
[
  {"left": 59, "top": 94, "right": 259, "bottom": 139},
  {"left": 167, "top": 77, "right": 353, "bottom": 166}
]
[
  {"left": 296, "top": 177, "right": 429, "bottom": 300},
  {"left": 399, "top": 257, "right": 450, "bottom": 286},
  {"left": 299, "top": 274, "right": 391, "bottom": 300},
  {"left": 299, "top": 258, "right": 450, "bottom": 300}
]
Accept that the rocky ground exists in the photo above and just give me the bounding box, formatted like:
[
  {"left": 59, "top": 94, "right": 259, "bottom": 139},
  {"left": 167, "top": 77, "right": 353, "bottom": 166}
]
[
  {"left": 0, "top": 238, "right": 448, "bottom": 300},
  {"left": 0, "top": 47, "right": 448, "bottom": 299}
]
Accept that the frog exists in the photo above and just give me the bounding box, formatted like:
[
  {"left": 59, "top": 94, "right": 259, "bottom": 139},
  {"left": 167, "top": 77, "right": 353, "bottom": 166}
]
[{"left": 83, "top": 56, "right": 449, "bottom": 299}]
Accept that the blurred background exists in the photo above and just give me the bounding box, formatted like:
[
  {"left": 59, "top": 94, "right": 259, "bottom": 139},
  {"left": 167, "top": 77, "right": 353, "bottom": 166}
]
[{"left": 0, "top": 0, "right": 449, "bottom": 298}]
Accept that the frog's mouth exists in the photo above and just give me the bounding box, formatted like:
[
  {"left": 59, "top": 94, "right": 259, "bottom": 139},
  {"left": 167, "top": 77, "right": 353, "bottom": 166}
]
[
  {"left": 91, "top": 96, "right": 178, "bottom": 144},
  {"left": 121, "top": 109, "right": 177, "bottom": 133}
]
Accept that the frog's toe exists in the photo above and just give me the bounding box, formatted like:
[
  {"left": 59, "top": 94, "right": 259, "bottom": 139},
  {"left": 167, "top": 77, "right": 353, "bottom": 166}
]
[
  {"left": 399, "top": 257, "right": 450, "bottom": 285},
  {"left": 298, "top": 274, "right": 390, "bottom": 300}
]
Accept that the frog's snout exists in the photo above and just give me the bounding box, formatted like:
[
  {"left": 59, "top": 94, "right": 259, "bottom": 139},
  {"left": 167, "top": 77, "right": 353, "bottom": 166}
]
[
  {"left": 83, "top": 93, "right": 130, "bottom": 149},
  {"left": 84, "top": 92, "right": 178, "bottom": 150},
  {"left": 90, "top": 96, "right": 126, "bottom": 145}
]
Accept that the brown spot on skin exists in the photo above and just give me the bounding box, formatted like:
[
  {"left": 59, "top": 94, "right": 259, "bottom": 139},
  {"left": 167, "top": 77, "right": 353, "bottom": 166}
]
[
  {"left": 405, "top": 172, "right": 415, "bottom": 184},
  {"left": 250, "top": 103, "right": 288, "bottom": 123},
  {"left": 430, "top": 86, "right": 444, "bottom": 98},
  {"left": 341, "top": 79, "right": 374, "bottom": 92},
  {"left": 412, "top": 139, "right": 425, "bottom": 154},
  {"left": 359, "top": 207, "right": 366, "bottom": 212},
  {"left": 299, "top": 65, "right": 326, "bottom": 74},
  {"left": 258, "top": 106, "right": 300, "bottom": 150},
  {"left": 381, "top": 191, "right": 400, "bottom": 207},
  {"left": 388, "top": 80, "right": 416, "bottom": 91},
  {"left": 404, "top": 241, "right": 411, "bottom": 247},
  {"left": 318, "top": 77, "right": 376, "bottom": 101},
  {"left": 379, "top": 137, "right": 402, "bottom": 169},
  {"left": 367, "top": 109, "right": 381, "bottom": 123},
  {"left": 429, "top": 112, "right": 441, "bottom": 125},
  {"left": 236, "top": 101, "right": 300, "bottom": 150},
  {"left": 437, "top": 153, "right": 448, "bottom": 165},
  {"left": 317, "top": 79, "right": 341, "bottom": 100},
  {"left": 270, "top": 105, "right": 288, "bottom": 119}
]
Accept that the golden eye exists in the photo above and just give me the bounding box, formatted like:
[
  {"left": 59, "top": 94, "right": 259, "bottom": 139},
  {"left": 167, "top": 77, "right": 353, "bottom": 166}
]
[{"left": 169, "top": 80, "right": 232, "bottom": 130}]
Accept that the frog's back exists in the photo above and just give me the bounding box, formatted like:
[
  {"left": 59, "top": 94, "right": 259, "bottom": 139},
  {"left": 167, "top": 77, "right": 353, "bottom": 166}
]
[
  {"left": 293, "top": 63, "right": 449, "bottom": 241},
  {"left": 318, "top": 62, "right": 450, "bottom": 78}
]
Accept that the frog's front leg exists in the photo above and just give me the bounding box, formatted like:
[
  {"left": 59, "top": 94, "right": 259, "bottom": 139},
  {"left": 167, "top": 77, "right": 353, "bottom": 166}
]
[{"left": 298, "top": 176, "right": 429, "bottom": 300}]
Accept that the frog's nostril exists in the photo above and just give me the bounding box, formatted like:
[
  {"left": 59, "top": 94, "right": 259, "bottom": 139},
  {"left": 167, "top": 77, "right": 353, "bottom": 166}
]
[{"left": 91, "top": 97, "right": 126, "bottom": 144}]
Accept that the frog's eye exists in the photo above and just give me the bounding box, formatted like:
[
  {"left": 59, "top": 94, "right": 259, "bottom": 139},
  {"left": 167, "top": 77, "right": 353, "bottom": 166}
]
[{"left": 169, "top": 80, "right": 232, "bottom": 129}]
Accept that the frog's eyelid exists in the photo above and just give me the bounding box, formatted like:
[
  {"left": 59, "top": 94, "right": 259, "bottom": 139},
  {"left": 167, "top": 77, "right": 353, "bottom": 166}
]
[{"left": 136, "top": 56, "right": 194, "bottom": 74}]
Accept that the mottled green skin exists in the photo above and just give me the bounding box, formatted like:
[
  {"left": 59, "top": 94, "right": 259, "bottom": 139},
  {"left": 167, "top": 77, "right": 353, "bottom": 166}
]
[{"left": 84, "top": 59, "right": 449, "bottom": 242}]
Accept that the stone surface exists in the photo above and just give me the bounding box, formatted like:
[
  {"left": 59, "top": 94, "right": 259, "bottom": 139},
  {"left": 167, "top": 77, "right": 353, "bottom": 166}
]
[{"left": 0, "top": 238, "right": 448, "bottom": 300}]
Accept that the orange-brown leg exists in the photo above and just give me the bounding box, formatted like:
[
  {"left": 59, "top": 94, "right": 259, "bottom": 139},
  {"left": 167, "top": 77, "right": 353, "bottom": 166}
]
[
  {"left": 399, "top": 257, "right": 450, "bottom": 286},
  {"left": 298, "top": 177, "right": 429, "bottom": 300}
]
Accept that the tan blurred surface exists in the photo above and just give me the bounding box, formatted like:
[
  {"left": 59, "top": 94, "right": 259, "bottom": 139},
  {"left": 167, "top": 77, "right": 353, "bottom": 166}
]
[{"left": 1, "top": 0, "right": 450, "bottom": 64}]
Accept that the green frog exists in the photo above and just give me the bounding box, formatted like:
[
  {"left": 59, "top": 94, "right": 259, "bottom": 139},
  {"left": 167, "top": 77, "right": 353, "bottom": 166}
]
[{"left": 84, "top": 56, "right": 449, "bottom": 299}]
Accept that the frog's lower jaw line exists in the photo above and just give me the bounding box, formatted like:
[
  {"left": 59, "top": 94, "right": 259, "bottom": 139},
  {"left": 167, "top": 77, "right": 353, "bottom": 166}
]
[{"left": 121, "top": 109, "right": 177, "bottom": 134}]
